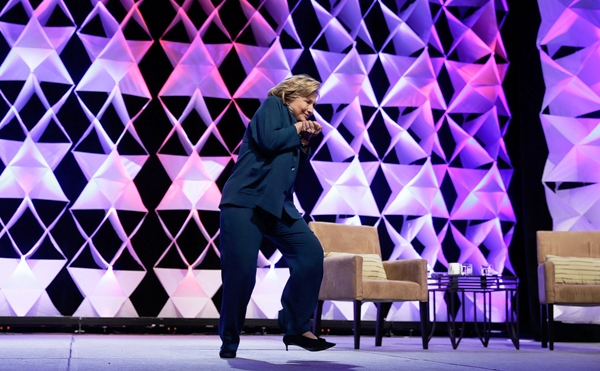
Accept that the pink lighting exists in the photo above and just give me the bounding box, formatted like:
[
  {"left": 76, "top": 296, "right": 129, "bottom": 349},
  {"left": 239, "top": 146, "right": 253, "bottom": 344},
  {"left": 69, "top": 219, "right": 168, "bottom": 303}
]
[
  {"left": 0, "top": 0, "right": 514, "bottom": 323},
  {"left": 538, "top": 0, "right": 600, "bottom": 323}
]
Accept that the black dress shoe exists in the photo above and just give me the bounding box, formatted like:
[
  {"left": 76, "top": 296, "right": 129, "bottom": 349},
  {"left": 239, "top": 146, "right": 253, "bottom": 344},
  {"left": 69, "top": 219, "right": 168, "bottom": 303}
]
[
  {"left": 283, "top": 335, "right": 335, "bottom": 352},
  {"left": 219, "top": 350, "right": 236, "bottom": 358}
]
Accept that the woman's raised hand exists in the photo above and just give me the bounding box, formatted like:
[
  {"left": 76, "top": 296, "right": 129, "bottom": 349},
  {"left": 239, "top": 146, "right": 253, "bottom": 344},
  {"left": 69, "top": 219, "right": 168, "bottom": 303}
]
[
  {"left": 295, "top": 120, "right": 322, "bottom": 138},
  {"left": 307, "top": 120, "right": 322, "bottom": 136}
]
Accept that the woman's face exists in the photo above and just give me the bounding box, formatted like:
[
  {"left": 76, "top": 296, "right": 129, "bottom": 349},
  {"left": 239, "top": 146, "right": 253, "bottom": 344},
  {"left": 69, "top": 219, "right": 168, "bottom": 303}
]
[{"left": 288, "top": 92, "right": 318, "bottom": 122}]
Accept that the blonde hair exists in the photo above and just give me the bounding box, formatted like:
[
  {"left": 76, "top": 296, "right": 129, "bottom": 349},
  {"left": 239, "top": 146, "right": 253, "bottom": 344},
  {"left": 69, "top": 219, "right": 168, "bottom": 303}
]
[{"left": 267, "top": 74, "right": 320, "bottom": 104}]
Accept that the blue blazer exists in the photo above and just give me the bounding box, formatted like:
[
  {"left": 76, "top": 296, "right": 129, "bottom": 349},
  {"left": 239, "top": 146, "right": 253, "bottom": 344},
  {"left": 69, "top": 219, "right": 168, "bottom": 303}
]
[{"left": 219, "top": 96, "right": 312, "bottom": 219}]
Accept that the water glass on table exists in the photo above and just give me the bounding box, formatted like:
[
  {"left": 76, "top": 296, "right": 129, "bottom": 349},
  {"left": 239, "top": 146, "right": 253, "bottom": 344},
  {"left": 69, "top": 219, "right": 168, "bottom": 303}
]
[
  {"left": 462, "top": 263, "right": 473, "bottom": 276},
  {"left": 480, "top": 265, "right": 491, "bottom": 276}
]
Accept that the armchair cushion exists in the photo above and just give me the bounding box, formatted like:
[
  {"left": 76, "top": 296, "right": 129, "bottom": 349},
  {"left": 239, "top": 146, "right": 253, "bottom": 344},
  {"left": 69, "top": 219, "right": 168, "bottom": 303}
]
[
  {"left": 546, "top": 255, "right": 600, "bottom": 285},
  {"left": 362, "top": 280, "right": 423, "bottom": 301},
  {"left": 325, "top": 252, "right": 387, "bottom": 280}
]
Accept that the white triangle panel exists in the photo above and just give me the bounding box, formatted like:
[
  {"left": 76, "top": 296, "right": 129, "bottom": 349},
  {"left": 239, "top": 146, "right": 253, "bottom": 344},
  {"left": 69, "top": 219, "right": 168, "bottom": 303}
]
[
  {"left": 72, "top": 298, "right": 100, "bottom": 317},
  {"left": 24, "top": 292, "right": 62, "bottom": 317},
  {"left": 157, "top": 299, "right": 181, "bottom": 318}
]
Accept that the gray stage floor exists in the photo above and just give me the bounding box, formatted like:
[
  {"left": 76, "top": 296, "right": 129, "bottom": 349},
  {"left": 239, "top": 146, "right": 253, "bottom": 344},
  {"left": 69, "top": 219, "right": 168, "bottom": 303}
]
[{"left": 0, "top": 333, "right": 598, "bottom": 370}]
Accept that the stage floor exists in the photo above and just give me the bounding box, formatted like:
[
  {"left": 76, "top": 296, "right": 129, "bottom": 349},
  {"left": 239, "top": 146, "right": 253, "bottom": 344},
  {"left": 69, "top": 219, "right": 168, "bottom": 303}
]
[{"left": 0, "top": 333, "right": 597, "bottom": 370}]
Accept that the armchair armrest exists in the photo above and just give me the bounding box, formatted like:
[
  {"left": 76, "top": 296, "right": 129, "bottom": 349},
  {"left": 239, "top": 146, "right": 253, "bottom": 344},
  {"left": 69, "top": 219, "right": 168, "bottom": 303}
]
[
  {"left": 319, "top": 254, "right": 363, "bottom": 301},
  {"left": 383, "top": 259, "right": 428, "bottom": 301},
  {"left": 538, "top": 261, "right": 555, "bottom": 304}
]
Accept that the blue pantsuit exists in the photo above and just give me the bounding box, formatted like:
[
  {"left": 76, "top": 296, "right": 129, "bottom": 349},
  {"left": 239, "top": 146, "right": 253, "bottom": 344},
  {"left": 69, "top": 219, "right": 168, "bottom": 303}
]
[{"left": 218, "top": 95, "right": 324, "bottom": 352}]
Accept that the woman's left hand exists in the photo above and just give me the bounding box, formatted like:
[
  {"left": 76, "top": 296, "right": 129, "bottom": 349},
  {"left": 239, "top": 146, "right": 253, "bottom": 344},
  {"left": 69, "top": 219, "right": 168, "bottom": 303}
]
[
  {"left": 302, "top": 120, "right": 322, "bottom": 136},
  {"left": 311, "top": 120, "right": 322, "bottom": 136}
]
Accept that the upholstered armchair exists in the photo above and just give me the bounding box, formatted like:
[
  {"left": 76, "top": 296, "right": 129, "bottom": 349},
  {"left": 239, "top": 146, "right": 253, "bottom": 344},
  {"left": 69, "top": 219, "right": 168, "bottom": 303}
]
[
  {"left": 309, "top": 221, "right": 429, "bottom": 350},
  {"left": 537, "top": 231, "right": 600, "bottom": 350}
]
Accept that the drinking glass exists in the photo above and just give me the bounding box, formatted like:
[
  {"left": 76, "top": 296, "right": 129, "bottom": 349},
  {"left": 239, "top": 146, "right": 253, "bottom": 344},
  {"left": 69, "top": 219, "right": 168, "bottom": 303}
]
[
  {"left": 481, "top": 265, "right": 491, "bottom": 276},
  {"left": 462, "top": 264, "right": 473, "bottom": 276}
]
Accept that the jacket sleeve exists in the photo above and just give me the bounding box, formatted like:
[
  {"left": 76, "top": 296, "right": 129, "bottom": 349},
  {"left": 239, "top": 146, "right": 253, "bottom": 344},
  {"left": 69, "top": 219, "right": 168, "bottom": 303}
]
[
  {"left": 250, "top": 97, "right": 302, "bottom": 155},
  {"left": 298, "top": 146, "right": 313, "bottom": 174}
]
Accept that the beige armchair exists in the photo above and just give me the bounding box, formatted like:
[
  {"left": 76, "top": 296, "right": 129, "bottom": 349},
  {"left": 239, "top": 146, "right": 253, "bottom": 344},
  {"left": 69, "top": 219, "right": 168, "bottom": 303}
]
[
  {"left": 309, "top": 221, "right": 429, "bottom": 349},
  {"left": 537, "top": 231, "right": 600, "bottom": 350}
]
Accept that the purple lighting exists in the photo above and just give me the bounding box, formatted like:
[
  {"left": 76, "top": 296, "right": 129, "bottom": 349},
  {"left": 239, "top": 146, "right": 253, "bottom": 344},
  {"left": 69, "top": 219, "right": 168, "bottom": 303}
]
[
  {"left": 538, "top": 0, "right": 600, "bottom": 323},
  {"left": 0, "top": 0, "right": 514, "bottom": 323}
]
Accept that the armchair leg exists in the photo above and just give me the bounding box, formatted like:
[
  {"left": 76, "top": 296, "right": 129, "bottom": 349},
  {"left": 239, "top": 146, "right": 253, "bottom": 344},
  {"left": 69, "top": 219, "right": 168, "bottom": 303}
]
[
  {"left": 420, "top": 301, "right": 429, "bottom": 350},
  {"left": 312, "top": 300, "right": 324, "bottom": 336},
  {"left": 540, "top": 304, "right": 547, "bottom": 348},
  {"left": 353, "top": 300, "right": 362, "bottom": 350},
  {"left": 547, "top": 304, "right": 555, "bottom": 351},
  {"left": 375, "top": 302, "right": 392, "bottom": 347}
]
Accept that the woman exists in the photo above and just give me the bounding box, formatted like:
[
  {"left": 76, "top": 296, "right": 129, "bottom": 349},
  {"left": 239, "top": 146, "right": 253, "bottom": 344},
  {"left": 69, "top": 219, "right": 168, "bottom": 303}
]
[{"left": 218, "top": 75, "right": 335, "bottom": 358}]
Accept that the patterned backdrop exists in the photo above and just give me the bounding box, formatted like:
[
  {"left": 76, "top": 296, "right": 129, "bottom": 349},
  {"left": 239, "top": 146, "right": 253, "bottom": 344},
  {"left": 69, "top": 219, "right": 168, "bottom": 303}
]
[
  {"left": 0, "top": 0, "right": 514, "bottom": 323},
  {"left": 538, "top": 0, "right": 600, "bottom": 324}
]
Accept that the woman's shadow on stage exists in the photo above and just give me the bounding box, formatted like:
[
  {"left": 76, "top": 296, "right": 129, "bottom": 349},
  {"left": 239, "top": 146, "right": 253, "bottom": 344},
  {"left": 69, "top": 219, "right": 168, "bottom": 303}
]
[{"left": 225, "top": 358, "right": 359, "bottom": 370}]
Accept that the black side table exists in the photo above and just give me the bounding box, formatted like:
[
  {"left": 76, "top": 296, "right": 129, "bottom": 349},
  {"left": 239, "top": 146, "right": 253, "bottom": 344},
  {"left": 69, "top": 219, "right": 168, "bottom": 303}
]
[{"left": 428, "top": 274, "right": 519, "bottom": 349}]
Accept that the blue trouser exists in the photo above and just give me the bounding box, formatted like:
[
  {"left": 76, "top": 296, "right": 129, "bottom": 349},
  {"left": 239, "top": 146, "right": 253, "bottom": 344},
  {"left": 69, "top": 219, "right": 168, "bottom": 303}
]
[{"left": 218, "top": 206, "right": 324, "bottom": 352}]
